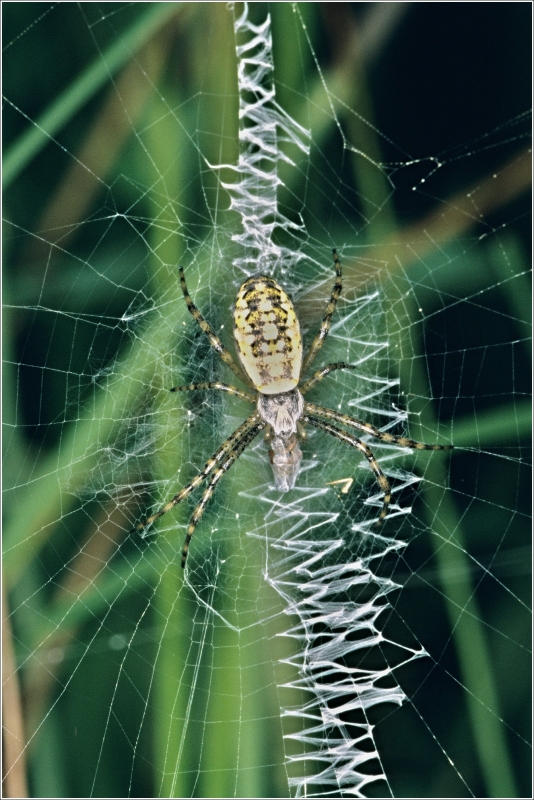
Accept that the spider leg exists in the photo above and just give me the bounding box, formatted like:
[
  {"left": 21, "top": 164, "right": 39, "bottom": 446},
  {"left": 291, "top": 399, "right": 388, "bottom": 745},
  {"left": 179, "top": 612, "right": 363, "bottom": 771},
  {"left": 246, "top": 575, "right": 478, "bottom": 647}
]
[
  {"left": 131, "top": 412, "right": 261, "bottom": 535},
  {"left": 301, "top": 249, "right": 343, "bottom": 376},
  {"left": 179, "top": 266, "right": 252, "bottom": 387},
  {"left": 181, "top": 421, "right": 265, "bottom": 567},
  {"left": 303, "top": 414, "right": 392, "bottom": 524},
  {"left": 305, "top": 402, "right": 453, "bottom": 451},
  {"left": 300, "top": 361, "right": 357, "bottom": 395},
  {"left": 170, "top": 382, "right": 255, "bottom": 403}
]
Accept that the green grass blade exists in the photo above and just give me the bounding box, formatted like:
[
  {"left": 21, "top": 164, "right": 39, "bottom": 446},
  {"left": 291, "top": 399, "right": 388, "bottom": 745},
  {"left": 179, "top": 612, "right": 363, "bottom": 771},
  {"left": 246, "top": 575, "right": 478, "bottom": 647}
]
[{"left": 3, "top": 2, "right": 180, "bottom": 189}]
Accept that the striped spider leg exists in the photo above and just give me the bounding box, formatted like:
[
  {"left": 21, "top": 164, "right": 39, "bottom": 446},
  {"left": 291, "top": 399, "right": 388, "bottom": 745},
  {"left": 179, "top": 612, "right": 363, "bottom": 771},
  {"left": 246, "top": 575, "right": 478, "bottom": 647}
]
[
  {"left": 296, "top": 251, "right": 451, "bottom": 520},
  {"left": 304, "top": 404, "right": 452, "bottom": 524},
  {"left": 302, "top": 414, "right": 393, "bottom": 522},
  {"left": 132, "top": 270, "right": 260, "bottom": 565},
  {"left": 179, "top": 416, "right": 265, "bottom": 567},
  {"left": 300, "top": 249, "right": 343, "bottom": 376},
  {"left": 177, "top": 267, "right": 252, "bottom": 387},
  {"left": 131, "top": 411, "right": 262, "bottom": 542},
  {"left": 305, "top": 401, "right": 453, "bottom": 453},
  {"left": 131, "top": 250, "right": 451, "bottom": 566}
]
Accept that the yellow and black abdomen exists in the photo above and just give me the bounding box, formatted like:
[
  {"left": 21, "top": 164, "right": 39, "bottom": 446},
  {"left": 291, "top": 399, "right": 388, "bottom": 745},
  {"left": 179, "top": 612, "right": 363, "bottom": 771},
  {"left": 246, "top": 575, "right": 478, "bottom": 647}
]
[{"left": 233, "top": 276, "right": 302, "bottom": 395}]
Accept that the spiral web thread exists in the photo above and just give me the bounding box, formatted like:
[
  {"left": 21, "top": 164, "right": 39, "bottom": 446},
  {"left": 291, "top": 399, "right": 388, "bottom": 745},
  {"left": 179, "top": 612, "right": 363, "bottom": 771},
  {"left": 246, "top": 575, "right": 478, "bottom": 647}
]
[{"left": 2, "top": 3, "right": 530, "bottom": 797}]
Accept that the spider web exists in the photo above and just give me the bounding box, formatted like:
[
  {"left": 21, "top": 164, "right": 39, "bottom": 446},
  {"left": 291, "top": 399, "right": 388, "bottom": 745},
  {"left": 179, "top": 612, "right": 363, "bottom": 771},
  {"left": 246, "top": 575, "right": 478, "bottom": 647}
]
[{"left": 2, "top": 3, "right": 531, "bottom": 798}]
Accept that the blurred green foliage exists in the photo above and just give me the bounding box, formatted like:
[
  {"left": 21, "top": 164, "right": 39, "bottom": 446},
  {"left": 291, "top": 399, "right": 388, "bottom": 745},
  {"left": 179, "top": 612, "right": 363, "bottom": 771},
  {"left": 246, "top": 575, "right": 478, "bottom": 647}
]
[{"left": 3, "top": 3, "right": 531, "bottom": 798}]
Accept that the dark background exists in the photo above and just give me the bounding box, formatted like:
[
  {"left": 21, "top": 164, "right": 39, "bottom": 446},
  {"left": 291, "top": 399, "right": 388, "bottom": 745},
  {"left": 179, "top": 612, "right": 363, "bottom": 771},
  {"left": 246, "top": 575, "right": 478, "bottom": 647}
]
[{"left": 3, "top": 3, "right": 531, "bottom": 798}]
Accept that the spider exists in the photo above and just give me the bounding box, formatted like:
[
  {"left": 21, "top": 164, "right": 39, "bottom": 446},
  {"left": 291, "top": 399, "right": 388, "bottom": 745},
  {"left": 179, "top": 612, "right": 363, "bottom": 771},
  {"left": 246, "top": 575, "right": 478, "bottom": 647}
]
[{"left": 132, "top": 250, "right": 451, "bottom": 567}]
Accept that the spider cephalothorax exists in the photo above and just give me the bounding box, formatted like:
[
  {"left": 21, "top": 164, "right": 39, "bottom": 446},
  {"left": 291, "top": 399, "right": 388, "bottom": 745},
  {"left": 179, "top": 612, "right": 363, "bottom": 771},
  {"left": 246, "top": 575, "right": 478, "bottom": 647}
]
[{"left": 132, "top": 251, "right": 451, "bottom": 567}]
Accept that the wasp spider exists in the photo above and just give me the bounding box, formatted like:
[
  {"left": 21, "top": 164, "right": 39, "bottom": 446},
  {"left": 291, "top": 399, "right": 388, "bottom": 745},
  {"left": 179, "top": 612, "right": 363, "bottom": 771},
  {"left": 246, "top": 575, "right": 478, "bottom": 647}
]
[{"left": 132, "top": 251, "right": 451, "bottom": 566}]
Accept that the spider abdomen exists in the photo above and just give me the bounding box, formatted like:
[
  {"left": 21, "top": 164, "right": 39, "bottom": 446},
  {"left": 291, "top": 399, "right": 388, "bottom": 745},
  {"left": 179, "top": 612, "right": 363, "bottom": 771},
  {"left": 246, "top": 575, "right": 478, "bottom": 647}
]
[{"left": 233, "top": 276, "right": 302, "bottom": 394}]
